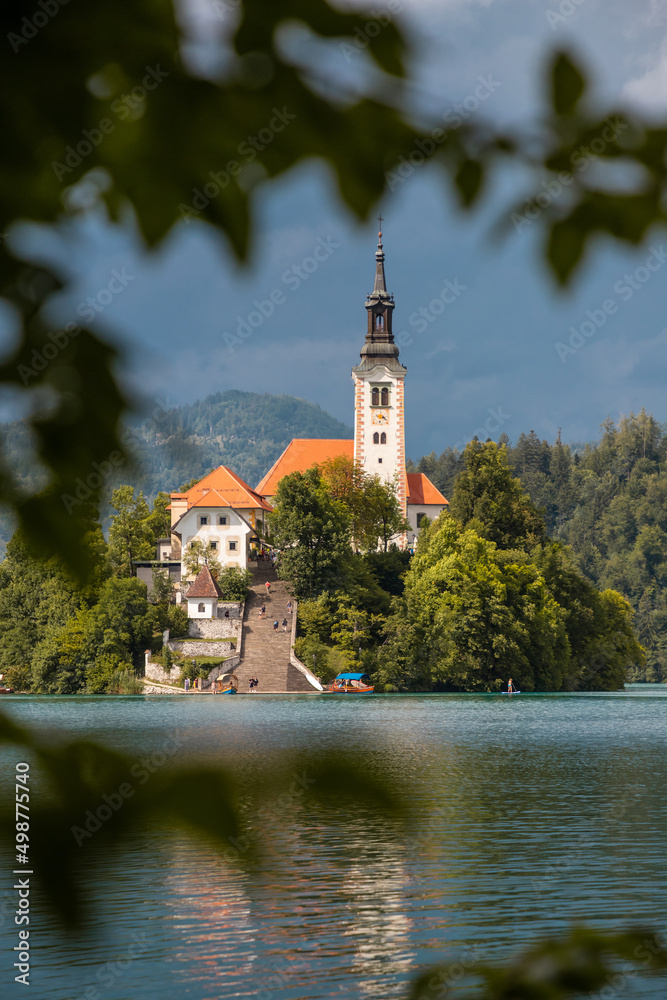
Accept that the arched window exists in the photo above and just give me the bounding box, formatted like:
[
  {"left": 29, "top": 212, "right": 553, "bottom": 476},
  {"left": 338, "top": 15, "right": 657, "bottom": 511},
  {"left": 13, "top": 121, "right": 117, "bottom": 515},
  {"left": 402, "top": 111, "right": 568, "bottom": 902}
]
[
  {"left": 375, "top": 313, "right": 384, "bottom": 329},
  {"left": 371, "top": 387, "right": 379, "bottom": 406},
  {"left": 381, "top": 387, "right": 389, "bottom": 406},
  {"left": 198, "top": 603, "right": 205, "bottom": 613},
  {"left": 380, "top": 432, "right": 386, "bottom": 444},
  {"left": 373, "top": 432, "right": 379, "bottom": 444}
]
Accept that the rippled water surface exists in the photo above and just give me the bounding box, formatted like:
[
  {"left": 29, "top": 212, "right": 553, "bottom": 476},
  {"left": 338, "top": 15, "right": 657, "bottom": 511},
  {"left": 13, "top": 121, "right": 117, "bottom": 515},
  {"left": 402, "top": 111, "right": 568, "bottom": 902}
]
[{"left": 1, "top": 687, "right": 666, "bottom": 999}]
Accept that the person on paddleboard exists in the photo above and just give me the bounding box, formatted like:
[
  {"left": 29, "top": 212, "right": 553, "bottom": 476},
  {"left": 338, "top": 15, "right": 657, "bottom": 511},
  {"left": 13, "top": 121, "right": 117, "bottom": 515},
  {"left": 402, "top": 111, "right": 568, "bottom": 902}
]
[{"left": 507, "top": 678, "right": 515, "bottom": 693}]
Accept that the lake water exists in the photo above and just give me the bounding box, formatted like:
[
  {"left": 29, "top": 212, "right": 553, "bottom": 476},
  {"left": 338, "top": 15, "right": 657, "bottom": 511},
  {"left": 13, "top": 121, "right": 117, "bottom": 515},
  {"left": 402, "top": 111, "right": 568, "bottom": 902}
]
[{"left": 1, "top": 686, "right": 667, "bottom": 999}]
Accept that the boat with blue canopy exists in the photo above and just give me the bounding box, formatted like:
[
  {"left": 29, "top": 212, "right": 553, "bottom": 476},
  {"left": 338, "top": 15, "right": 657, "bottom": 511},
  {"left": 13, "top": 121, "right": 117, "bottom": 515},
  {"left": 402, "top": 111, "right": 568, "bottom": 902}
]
[{"left": 325, "top": 672, "right": 374, "bottom": 693}]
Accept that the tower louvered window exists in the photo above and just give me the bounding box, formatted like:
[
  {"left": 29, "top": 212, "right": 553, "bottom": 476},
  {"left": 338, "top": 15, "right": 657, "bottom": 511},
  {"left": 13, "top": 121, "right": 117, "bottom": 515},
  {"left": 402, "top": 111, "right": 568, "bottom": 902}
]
[
  {"left": 381, "top": 387, "right": 389, "bottom": 406},
  {"left": 371, "top": 387, "right": 379, "bottom": 406}
]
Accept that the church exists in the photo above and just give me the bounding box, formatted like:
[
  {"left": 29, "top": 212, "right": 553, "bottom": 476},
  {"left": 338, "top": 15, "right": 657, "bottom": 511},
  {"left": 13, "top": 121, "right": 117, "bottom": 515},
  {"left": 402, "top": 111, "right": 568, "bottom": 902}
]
[
  {"left": 255, "top": 228, "right": 448, "bottom": 542},
  {"left": 161, "top": 229, "right": 448, "bottom": 588}
]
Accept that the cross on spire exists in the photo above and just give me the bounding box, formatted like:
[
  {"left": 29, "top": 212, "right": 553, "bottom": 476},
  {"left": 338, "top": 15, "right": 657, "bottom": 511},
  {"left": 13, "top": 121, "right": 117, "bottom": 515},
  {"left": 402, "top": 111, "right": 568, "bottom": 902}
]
[{"left": 377, "top": 213, "right": 383, "bottom": 234}]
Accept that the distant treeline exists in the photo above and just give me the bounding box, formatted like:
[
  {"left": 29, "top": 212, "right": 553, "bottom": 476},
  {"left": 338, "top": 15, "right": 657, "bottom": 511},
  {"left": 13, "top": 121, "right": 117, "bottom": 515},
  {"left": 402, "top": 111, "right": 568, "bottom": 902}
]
[{"left": 409, "top": 409, "right": 667, "bottom": 681}]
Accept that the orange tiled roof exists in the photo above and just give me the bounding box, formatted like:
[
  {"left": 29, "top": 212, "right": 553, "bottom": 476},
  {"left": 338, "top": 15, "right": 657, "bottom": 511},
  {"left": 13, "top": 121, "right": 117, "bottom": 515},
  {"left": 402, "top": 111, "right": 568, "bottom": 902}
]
[
  {"left": 186, "top": 564, "right": 223, "bottom": 599},
  {"left": 171, "top": 466, "right": 272, "bottom": 512},
  {"left": 407, "top": 473, "right": 448, "bottom": 506},
  {"left": 256, "top": 439, "right": 354, "bottom": 495}
]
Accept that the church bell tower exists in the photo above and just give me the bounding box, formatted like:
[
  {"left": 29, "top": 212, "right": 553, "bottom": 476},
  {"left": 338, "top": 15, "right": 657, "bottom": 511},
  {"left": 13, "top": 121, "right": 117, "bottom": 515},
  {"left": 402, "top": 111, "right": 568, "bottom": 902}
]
[{"left": 352, "top": 226, "right": 408, "bottom": 514}]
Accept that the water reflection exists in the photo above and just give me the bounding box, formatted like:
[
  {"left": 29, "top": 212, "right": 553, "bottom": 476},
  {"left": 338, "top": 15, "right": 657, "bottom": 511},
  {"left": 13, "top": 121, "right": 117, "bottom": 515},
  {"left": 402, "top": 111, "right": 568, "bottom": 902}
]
[
  {"left": 0, "top": 688, "right": 666, "bottom": 999},
  {"left": 342, "top": 857, "right": 414, "bottom": 998}
]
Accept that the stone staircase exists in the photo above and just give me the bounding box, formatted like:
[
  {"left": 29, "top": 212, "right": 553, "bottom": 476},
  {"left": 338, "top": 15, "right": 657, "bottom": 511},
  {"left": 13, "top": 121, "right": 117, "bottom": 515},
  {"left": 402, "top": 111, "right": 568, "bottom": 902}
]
[{"left": 237, "top": 565, "right": 314, "bottom": 693}]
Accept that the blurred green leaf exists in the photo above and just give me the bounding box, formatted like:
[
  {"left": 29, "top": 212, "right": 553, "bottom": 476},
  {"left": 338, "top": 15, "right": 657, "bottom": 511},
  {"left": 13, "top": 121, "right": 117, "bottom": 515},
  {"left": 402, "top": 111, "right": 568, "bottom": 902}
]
[
  {"left": 411, "top": 926, "right": 667, "bottom": 1000},
  {"left": 551, "top": 51, "right": 586, "bottom": 116},
  {"left": 547, "top": 219, "right": 586, "bottom": 285},
  {"left": 455, "top": 158, "right": 485, "bottom": 207}
]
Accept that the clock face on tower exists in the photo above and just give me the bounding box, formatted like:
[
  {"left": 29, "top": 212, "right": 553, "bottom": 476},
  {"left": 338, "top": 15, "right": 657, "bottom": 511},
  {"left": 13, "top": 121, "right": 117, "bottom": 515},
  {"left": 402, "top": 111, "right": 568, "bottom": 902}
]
[{"left": 371, "top": 409, "right": 390, "bottom": 426}]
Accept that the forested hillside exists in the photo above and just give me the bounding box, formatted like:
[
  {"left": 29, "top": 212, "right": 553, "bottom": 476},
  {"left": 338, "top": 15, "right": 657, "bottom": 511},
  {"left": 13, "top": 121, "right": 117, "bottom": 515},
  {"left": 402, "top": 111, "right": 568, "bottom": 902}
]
[
  {"left": 410, "top": 410, "right": 667, "bottom": 681},
  {"left": 0, "top": 391, "right": 353, "bottom": 552}
]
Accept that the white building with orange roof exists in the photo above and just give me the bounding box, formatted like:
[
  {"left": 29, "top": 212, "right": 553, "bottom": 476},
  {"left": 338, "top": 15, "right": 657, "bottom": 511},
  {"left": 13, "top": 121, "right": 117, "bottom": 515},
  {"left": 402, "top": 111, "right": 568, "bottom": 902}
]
[
  {"left": 255, "top": 230, "right": 449, "bottom": 548},
  {"left": 169, "top": 465, "right": 272, "bottom": 582}
]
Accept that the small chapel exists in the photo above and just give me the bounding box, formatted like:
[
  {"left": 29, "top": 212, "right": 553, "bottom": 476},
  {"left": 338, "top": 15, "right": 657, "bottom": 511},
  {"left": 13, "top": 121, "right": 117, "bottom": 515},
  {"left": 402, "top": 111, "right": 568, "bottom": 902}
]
[{"left": 255, "top": 228, "right": 448, "bottom": 543}]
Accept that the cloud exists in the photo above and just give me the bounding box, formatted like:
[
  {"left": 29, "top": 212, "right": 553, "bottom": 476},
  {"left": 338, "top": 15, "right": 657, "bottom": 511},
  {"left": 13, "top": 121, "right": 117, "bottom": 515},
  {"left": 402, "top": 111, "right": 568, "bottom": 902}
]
[{"left": 622, "top": 37, "right": 667, "bottom": 111}]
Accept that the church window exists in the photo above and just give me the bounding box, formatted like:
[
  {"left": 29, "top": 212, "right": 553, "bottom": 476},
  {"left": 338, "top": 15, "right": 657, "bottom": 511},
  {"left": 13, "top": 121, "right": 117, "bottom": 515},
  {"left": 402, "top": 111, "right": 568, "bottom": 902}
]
[
  {"left": 218, "top": 515, "right": 227, "bottom": 525},
  {"left": 373, "top": 432, "right": 379, "bottom": 444},
  {"left": 199, "top": 516, "right": 208, "bottom": 526},
  {"left": 229, "top": 541, "right": 237, "bottom": 551},
  {"left": 371, "top": 387, "right": 379, "bottom": 406},
  {"left": 381, "top": 387, "right": 389, "bottom": 406},
  {"left": 198, "top": 603, "right": 205, "bottom": 613},
  {"left": 378, "top": 458, "right": 383, "bottom": 464},
  {"left": 375, "top": 313, "right": 384, "bottom": 329},
  {"left": 380, "top": 432, "right": 386, "bottom": 444}
]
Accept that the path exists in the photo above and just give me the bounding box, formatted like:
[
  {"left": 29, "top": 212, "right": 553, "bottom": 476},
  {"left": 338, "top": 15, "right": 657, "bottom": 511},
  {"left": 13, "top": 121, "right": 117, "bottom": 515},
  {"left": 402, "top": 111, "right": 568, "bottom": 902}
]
[{"left": 237, "top": 565, "right": 314, "bottom": 693}]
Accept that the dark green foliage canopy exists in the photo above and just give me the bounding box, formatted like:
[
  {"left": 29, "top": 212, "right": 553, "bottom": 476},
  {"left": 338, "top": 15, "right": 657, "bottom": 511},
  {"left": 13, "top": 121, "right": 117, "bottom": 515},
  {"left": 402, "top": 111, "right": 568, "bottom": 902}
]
[
  {"left": 415, "top": 410, "right": 667, "bottom": 680},
  {"left": 271, "top": 468, "right": 351, "bottom": 599},
  {"left": 450, "top": 440, "right": 548, "bottom": 551},
  {"left": 376, "top": 440, "right": 642, "bottom": 692}
]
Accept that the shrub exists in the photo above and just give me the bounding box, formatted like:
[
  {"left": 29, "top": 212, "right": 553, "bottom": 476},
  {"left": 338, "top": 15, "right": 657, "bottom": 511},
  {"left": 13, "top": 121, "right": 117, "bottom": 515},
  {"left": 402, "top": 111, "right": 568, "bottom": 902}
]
[
  {"left": 5, "top": 664, "right": 32, "bottom": 693},
  {"left": 294, "top": 635, "right": 340, "bottom": 684},
  {"left": 163, "top": 647, "right": 174, "bottom": 674},
  {"left": 217, "top": 566, "right": 252, "bottom": 602},
  {"left": 166, "top": 603, "right": 188, "bottom": 637},
  {"left": 108, "top": 668, "right": 144, "bottom": 695}
]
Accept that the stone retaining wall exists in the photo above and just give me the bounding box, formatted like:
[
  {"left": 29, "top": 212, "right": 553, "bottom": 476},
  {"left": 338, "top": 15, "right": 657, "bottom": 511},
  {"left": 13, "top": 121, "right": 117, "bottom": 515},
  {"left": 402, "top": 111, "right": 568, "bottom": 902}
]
[
  {"left": 145, "top": 659, "right": 178, "bottom": 684},
  {"left": 187, "top": 604, "right": 243, "bottom": 640},
  {"left": 167, "top": 639, "right": 235, "bottom": 658}
]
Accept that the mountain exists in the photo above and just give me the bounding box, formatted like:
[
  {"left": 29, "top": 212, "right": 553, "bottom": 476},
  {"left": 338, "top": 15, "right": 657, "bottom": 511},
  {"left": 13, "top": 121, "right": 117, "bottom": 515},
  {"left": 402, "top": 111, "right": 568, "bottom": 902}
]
[
  {"left": 0, "top": 390, "right": 353, "bottom": 554},
  {"left": 126, "top": 390, "right": 352, "bottom": 497}
]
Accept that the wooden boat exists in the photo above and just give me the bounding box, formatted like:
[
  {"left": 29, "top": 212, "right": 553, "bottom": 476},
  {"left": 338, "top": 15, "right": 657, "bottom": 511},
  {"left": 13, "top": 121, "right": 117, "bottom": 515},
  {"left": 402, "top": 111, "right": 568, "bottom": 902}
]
[
  {"left": 0, "top": 686, "right": 13, "bottom": 694},
  {"left": 325, "top": 672, "right": 374, "bottom": 693},
  {"left": 217, "top": 673, "right": 238, "bottom": 695}
]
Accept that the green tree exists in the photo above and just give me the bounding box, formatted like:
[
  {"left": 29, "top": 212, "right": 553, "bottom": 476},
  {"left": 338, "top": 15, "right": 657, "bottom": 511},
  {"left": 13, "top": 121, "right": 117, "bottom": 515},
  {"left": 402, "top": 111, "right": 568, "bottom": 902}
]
[
  {"left": 377, "top": 515, "right": 568, "bottom": 693},
  {"left": 271, "top": 468, "right": 351, "bottom": 598},
  {"left": 0, "top": 510, "right": 110, "bottom": 691},
  {"left": 30, "top": 577, "right": 155, "bottom": 693},
  {"left": 108, "top": 486, "right": 153, "bottom": 577},
  {"left": 144, "top": 491, "right": 172, "bottom": 547},
  {"left": 151, "top": 567, "right": 174, "bottom": 605},
  {"left": 329, "top": 595, "right": 379, "bottom": 660},
  {"left": 216, "top": 566, "right": 252, "bottom": 602},
  {"left": 183, "top": 539, "right": 222, "bottom": 578},
  {"left": 318, "top": 456, "right": 409, "bottom": 552},
  {"left": 450, "top": 441, "right": 548, "bottom": 551}
]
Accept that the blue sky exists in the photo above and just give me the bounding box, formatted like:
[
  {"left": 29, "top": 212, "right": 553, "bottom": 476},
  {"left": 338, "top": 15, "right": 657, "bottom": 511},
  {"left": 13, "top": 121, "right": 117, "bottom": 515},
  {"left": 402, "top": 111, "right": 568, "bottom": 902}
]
[{"left": 9, "top": 0, "right": 667, "bottom": 461}]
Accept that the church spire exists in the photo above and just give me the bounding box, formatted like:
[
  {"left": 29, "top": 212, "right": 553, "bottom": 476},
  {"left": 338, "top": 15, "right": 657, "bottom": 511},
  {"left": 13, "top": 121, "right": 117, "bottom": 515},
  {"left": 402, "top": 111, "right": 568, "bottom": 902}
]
[
  {"left": 373, "top": 218, "right": 388, "bottom": 296},
  {"left": 359, "top": 220, "right": 401, "bottom": 364}
]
